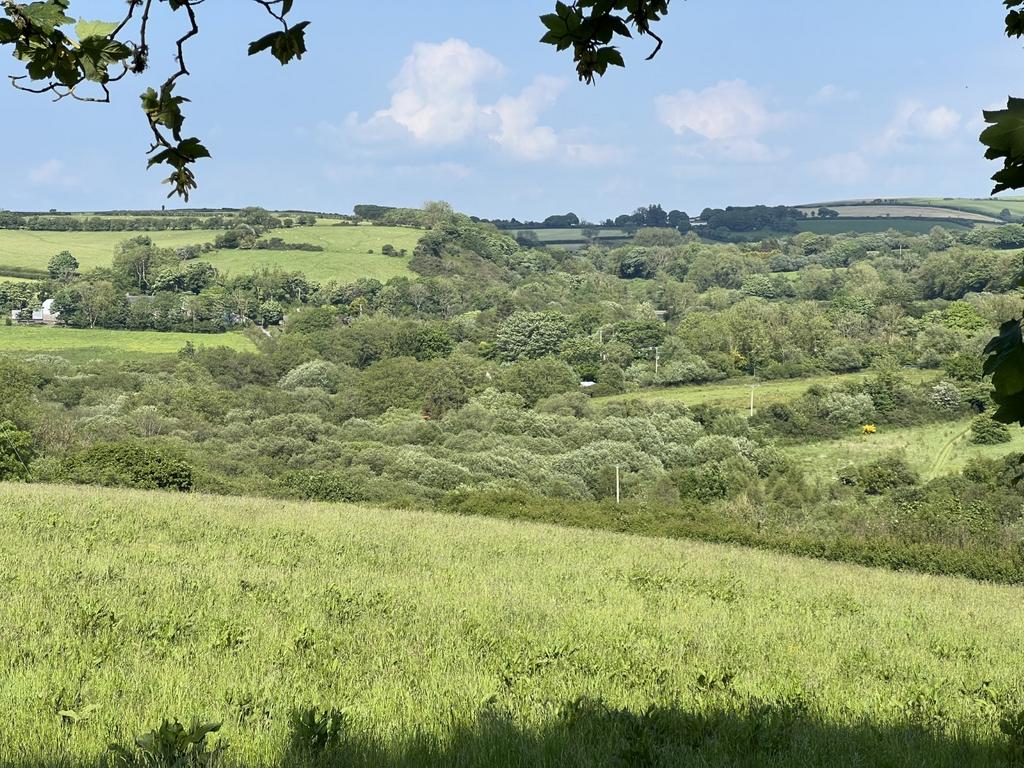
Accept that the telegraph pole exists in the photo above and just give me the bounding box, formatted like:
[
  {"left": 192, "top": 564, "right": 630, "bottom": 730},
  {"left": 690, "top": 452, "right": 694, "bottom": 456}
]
[{"left": 615, "top": 464, "right": 620, "bottom": 504}]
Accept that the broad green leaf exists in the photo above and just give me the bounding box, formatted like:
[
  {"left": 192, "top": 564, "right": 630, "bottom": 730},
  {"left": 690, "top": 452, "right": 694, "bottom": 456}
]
[
  {"left": 0, "top": 18, "right": 19, "bottom": 44},
  {"left": 20, "top": 1, "right": 73, "bottom": 29},
  {"left": 984, "top": 319, "right": 1024, "bottom": 397},
  {"left": 75, "top": 18, "right": 118, "bottom": 41}
]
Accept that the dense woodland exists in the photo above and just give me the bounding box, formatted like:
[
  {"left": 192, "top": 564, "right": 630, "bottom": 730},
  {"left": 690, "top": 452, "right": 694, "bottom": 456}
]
[{"left": 2, "top": 206, "right": 1024, "bottom": 582}]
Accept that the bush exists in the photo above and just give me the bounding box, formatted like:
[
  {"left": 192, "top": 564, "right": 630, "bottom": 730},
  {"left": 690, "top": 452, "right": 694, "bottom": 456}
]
[
  {"left": 68, "top": 442, "right": 194, "bottom": 492},
  {"left": 970, "top": 414, "right": 1013, "bottom": 445},
  {"left": 280, "top": 360, "right": 342, "bottom": 392},
  {"left": 839, "top": 453, "right": 918, "bottom": 495},
  {"left": 0, "top": 419, "right": 34, "bottom": 481}
]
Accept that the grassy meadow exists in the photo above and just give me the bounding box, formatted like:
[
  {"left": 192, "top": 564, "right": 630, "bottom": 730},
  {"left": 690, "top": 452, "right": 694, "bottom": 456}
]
[
  {"left": 797, "top": 218, "right": 974, "bottom": 234},
  {"left": 0, "top": 325, "right": 256, "bottom": 362},
  {"left": 904, "top": 197, "right": 1024, "bottom": 219},
  {"left": 598, "top": 370, "right": 938, "bottom": 411},
  {"left": 787, "top": 417, "right": 1024, "bottom": 481},
  {"left": 0, "top": 229, "right": 221, "bottom": 272},
  {"left": 196, "top": 225, "right": 420, "bottom": 283},
  {"left": 0, "top": 224, "right": 418, "bottom": 283},
  {"left": 2, "top": 482, "right": 1024, "bottom": 767}
]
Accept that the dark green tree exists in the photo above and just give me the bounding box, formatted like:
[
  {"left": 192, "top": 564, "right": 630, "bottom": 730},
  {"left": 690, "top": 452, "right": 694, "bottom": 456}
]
[{"left": 47, "top": 250, "right": 78, "bottom": 282}]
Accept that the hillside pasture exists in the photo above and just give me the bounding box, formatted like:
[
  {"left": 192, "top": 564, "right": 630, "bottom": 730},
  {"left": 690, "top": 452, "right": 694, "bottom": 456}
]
[
  {"left": 797, "top": 218, "right": 974, "bottom": 235},
  {"left": 786, "top": 418, "right": 1024, "bottom": 481},
  {"left": 598, "top": 370, "right": 938, "bottom": 411},
  {"left": 0, "top": 229, "right": 222, "bottom": 272},
  {"left": 504, "top": 227, "right": 634, "bottom": 245},
  {"left": 196, "top": 224, "right": 419, "bottom": 283},
  {"left": 903, "top": 197, "right": 1024, "bottom": 219},
  {"left": 0, "top": 325, "right": 256, "bottom": 362},
  {"left": 797, "top": 204, "right": 998, "bottom": 222},
  {"left": 2, "top": 482, "right": 1023, "bottom": 767},
  {"left": 0, "top": 224, "right": 419, "bottom": 283}
]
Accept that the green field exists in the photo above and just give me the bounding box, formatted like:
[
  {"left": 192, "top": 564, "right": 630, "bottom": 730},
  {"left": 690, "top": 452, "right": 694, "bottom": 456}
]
[
  {"left": 787, "top": 418, "right": 1024, "bottom": 481},
  {"left": 2, "top": 482, "right": 1023, "bottom": 767},
  {"left": 797, "top": 218, "right": 974, "bottom": 234},
  {"left": 196, "top": 225, "right": 419, "bottom": 283},
  {"left": 0, "top": 325, "right": 256, "bottom": 362},
  {"left": 599, "top": 370, "right": 938, "bottom": 411},
  {"left": 904, "top": 197, "right": 1024, "bottom": 219},
  {"left": 0, "top": 229, "right": 220, "bottom": 272},
  {"left": 504, "top": 227, "right": 633, "bottom": 244},
  {"left": 797, "top": 204, "right": 998, "bottom": 223},
  {"left": 0, "top": 224, "right": 419, "bottom": 283}
]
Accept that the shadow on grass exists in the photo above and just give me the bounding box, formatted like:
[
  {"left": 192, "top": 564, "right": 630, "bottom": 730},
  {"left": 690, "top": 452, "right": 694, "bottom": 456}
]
[{"left": 8, "top": 697, "right": 1016, "bottom": 768}]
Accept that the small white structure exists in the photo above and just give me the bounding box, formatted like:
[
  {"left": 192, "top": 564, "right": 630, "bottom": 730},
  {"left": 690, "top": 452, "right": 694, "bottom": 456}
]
[{"left": 11, "top": 298, "right": 58, "bottom": 325}]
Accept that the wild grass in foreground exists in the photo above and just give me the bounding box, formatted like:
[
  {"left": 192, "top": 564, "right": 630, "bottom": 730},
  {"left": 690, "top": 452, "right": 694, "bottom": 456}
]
[{"left": 1, "top": 483, "right": 1023, "bottom": 767}]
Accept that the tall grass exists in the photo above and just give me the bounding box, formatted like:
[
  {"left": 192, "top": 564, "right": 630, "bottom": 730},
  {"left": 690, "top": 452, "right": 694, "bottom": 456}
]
[{"left": 1, "top": 483, "right": 1021, "bottom": 766}]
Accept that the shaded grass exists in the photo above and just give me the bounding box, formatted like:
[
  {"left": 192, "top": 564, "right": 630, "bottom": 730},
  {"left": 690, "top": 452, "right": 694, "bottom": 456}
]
[{"left": 1, "top": 483, "right": 1022, "bottom": 766}]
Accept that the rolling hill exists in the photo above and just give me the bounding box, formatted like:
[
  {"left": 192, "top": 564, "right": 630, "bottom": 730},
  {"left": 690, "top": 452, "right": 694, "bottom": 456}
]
[{"left": 1, "top": 482, "right": 1021, "bottom": 767}]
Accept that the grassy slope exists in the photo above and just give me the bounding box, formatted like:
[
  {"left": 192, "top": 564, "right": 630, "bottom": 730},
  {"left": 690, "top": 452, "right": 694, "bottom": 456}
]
[
  {"left": 0, "top": 224, "right": 419, "bottom": 283},
  {"left": 598, "top": 370, "right": 938, "bottom": 410},
  {"left": 797, "top": 218, "right": 974, "bottom": 234},
  {"left": 1, "top": 482, "right": 1021, "bottom": 767},
  {"left": 904, "top": 197, "right": 1024, "bottom": 218},
  {"left": 787, "top": 418, "right": 1024, "bottom": 480},
  {"left": 0, "top": 229, "right": 220, "bottom": 271},
  {"left": 0, "top": 325, "right": 255, "bottom": 362},
  {"left": 796, "top": 205, "right": 998, "bottom": 222},
  {"left": 196, "top": 225, "right": 420, "bottom": 283}
]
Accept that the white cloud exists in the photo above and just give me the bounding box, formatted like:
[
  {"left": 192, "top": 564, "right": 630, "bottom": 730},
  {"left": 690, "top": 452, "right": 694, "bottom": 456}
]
[
  {"left": 816, "top": 152, "right": 869, "bottom": 184},
  {"left": 655, "top": 80, "right": 787, "bottom": 164},
  {"left": 370, "top": 39, "right": 503, "bottom": 145},
  {"left": 813, "top": 84, "right": 859, "bottom": 103},
  {"left": 353, "top": 40, "right": 622, "bottom": 165},
  {"left": 28, "top": 159, "right": 77, "bottom": 187},
  {"left": 875, "top": 101, "right": 962, "bottom": 151},
  {"left": 655, "top": 80, "right": 781, "bottom": 141},
  {"left": 486, "top": 75, "right": 564, "bottom": 160}
]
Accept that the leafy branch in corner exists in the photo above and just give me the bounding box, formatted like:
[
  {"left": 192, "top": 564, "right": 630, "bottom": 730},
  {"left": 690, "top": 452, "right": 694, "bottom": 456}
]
[
  {"left": 538, "top": 0, "right": 670, "bottom": 84},
  {"left": 0, "top": 0, "right": 311, "bottom": 200},
  {"left": 982, "top": 2, "right": 1024, "bottom": 424}
]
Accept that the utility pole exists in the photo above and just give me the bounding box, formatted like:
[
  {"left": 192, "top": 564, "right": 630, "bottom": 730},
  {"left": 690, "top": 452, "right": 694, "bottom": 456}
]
[
  {"left": 749, "top": 383, "right": 758, "bottom": 417},
  {"left": 615, "top": 464, "right": 620, "bottom": 504},
  {"left": 653, "top": 346, "right": 660, "bottom": 375}
]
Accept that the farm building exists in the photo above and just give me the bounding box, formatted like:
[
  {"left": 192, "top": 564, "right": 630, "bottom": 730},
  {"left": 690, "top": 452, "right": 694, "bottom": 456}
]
[{"left": 10, "top": 298, "right": 58, "bottom": 325}]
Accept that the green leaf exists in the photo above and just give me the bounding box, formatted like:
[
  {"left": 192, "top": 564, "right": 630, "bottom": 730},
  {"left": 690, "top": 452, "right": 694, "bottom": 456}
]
[
  {"left": 990, "top": 388, "right": 1024, "bottom": 426},
  {"left": 20, "top": 1, "right": 74, "bottom": 29},
  {"left": 77, "top": 36, "right": 130, "bottom": 81},
  {"left": 980, "top": 98, "right": 1024, "bottom": 194},
  {"left": 247, "top": 20, "right": 311, "bottom": 65},
  {"left": 0, "top": 18, "right": 19, "bottom": 44},
  {"left": 75, "top": 18, "right": 118, "bottom": 40},
  {"left": 984, "top": 318, "right": 1024, "bottom": 397}
]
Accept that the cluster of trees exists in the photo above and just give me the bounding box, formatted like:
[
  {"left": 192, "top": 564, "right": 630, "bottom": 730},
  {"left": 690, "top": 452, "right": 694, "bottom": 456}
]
[
  {"left": 0, "top": 207, "right": 321, "bottom": 233},
  {"left": 3, "top": 203, "right": 1024, "bottom": 582},
  {"left": 6, "top": 238, "right": 318, "bottom": 332},
  {"left": 483, "top": 204, "right": 692, "bottom": 235},
  {"left": 698, "top": 205, "right": 807, "bottom": 235}
]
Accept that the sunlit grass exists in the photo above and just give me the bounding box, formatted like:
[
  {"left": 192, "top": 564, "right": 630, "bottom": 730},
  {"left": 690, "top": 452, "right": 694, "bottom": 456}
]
[{"left": 0, "top": 483, "right": 1020, "bottom": 766}]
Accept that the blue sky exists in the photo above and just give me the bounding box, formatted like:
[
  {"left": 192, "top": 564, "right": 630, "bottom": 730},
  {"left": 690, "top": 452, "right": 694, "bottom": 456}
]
[{"left": 1, "top": 1, "right": 1021, "bottom": 220}]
